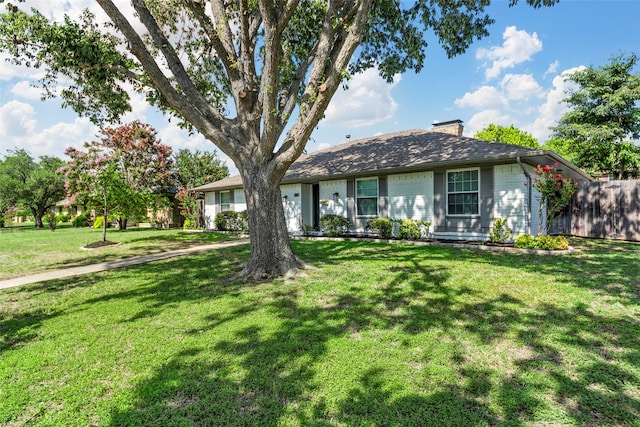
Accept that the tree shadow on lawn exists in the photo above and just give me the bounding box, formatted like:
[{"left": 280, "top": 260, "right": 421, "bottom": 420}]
[
  {"left": 101, "top": 241, "right": 639, "bottom": 426},
  {"left": 3, "top": 240, "right": 638, "bottom": 425}
]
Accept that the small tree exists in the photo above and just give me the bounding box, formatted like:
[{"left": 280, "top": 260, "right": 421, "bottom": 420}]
[{"left": 532, "top": 163, "right": 577, "bottom": 234}]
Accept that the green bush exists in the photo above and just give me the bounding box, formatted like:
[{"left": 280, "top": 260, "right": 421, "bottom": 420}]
[
  {"left": 72, "top": 214, "right": 90, "bottom": 227},
  {"left": 398, "top": 219, "right": 430, "bottom": 240},
  {"left": 514, "top": 234, "right": 569, "bottom": 250},
  {"left": 215, "top": 210, "right": 248, "bottom": 232},
  {"left": 183, "top": 219, "right": 195, "bottom": 230},
  {"left": 93, "top": 216, "right": 104, "bottom": 229},
  {"left": 489, "top": 218, "right": 512, "bottom": 243},
  {"left": 55, "top": 213, "right": 73, "bottom": 223},
  {"left": 366, "top": 218, "right": 394, "bottom": 238},
  {"left": 319, "top": 214, "right": 351, "bottom": 237}
]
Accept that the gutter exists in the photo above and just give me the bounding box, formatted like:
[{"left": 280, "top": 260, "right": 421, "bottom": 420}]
[{"left": 517, "top": 156, "right": 532, "bottom": 235}]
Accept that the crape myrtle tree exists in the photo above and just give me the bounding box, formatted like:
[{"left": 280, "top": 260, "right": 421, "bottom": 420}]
[
  {"left": 60, "top": 120, "right": 174, "bottom": 241},
  {"left": 0, "top": 0, "right": 559, "bottom": 279},
  {"left": 550, "top": 53, "right": 640, "bottom": 179},
  {"left": 0, "top": 149, "right": 66, "bottom": 228}
]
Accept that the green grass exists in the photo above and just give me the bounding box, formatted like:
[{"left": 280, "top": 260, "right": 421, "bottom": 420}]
[
  {"left": 1, "top": 238, "right": 639, "bottom": 426},
  {"left": 0, "top": 225, "right": 239, "bottom": 280}
]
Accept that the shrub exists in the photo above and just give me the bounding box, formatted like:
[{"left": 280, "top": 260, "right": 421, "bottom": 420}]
[
  {"left": 514, "top": 234, "right": 569, "bottom": 250},
  {"left": 366, "top": 218, "right": 394, "bottom": 238},
  {"left": 183, "top": 219, "right": 195, "bottom": 230},
  {"left": 489, "top": 218, "right": 512, "bottom": 243},
  {"left": 215, "top": 210, "right": 248, "bottom": 232},
  {"left": 397, "top": 219, "right": 430, "bottom": 240},
  {"left": 299, "top": 223, "right": 313, "bottom": 236},
  {"left": 55, "top": 213, "right": 72, "bottom": 223},
  {"left": 319, "top": 214, "right": 351, "bottom": 237},
  {"left": 93, "top": 216, "right": 107, "bottom": 229},
  {"left": 72, "top": 214, "right": 90, "bottom": 227}
]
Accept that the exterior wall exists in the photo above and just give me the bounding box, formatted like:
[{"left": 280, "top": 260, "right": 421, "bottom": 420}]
[
  {"left": 319, "top": 179, "right": 347, "bottom": 218},
  {"left": 234, "top": 189, "right": 247, "bottom": 212},
  {"left": 203, "top": 192, "right": 217, "bottom": 228},
  {"left": 493, "top": 164, "right": 530, "bottom": 236},
  {"left": 388, "top": 172, "right": 434, "bottom": 230},
  {"left": 281, "top": 183, "right": 303, "bottom": 233}
]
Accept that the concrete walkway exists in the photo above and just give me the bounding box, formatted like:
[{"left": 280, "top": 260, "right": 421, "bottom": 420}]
[{"left": 0, "top": 239, "right": 250, "bottom": 290}]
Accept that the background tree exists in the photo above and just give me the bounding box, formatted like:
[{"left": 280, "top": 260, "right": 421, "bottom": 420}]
[
  {"left": 550, "top": 53, "right": 640, "bottom": 179},
  {"left": 60, "top": 121, "right": 174, "bottom": 239},
  {"left": 474, "top": 124, "right": 540, "bottom": 148},
  {"left": 173, "top": 149, "right": 229, "bottom": 228},
  {"left": 0, "top": 149, "right": 66, "bottom": 228},
  {"left": 0, "top": 0, "right": 559, "bottom": 279},
  {"left": 174, "top": 149, "right": 229, "bottom": 189}
]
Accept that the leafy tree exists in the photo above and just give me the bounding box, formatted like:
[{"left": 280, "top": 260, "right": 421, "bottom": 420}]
[
  {"left": 0, "top": 149, "right": 66, "bottom": 228},
  {"left": 174, "top": 149, "right": 229, "bottom": 189},
  {"left": 0, "top": 0, "right": 559, "bottom": 279},
  {"left": 474, "top": 124, "right": 539, "bottom": 148},
  {"left": 550, "top": 53, "right": 640, "bottom": 179},
  {"left": 60, "top": 121, "right": 174, "bottom": 240}
]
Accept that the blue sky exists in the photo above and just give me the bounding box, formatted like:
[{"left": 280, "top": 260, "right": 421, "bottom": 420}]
[{"left": 1, "top": 0, "right": 638, "bottom": 176}]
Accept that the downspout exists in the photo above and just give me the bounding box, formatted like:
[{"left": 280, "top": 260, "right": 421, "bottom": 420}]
[{"left": 517, "top": 157, "right": 532, "bottom": 235}]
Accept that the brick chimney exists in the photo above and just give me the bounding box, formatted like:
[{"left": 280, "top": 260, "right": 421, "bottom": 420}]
[{"left": 431, "top": 119, "right": 464, "bottom": 136}]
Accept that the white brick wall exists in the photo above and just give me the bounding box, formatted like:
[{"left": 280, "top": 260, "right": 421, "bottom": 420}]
[
  {"left": 493, "top": 164, "right": 530, "bottom": 236},
  {"left": 388, "top": 171, "right": 434, "bottom": 228},
  {"left": 234, "top": 189, "right": 246, "bottom": 212},
  {"left": 204, "top": 192, "right": 216, "bottom": 229},
  {"left": 280, "top": 184, "right": 302, "bottom": 232},
  {"left": 319, "top": 179, "right": 347, "bottom": 217}
]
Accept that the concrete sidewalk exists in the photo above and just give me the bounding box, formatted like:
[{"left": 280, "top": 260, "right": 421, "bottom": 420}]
[{"left": 0, "top": 239, "right": 249, "bottom": 290}]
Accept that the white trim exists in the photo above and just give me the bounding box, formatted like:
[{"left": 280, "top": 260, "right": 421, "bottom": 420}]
[
  {"left": 355, "top": 177, "right": 379, "bottom": 218},
  {"left": 446, "top": 167, "right": 480, "bottom": 217}
]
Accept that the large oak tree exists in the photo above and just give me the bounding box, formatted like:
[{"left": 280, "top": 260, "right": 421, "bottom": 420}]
[{"left": 0, "top": 0, "right": 558, "bottom": 279}]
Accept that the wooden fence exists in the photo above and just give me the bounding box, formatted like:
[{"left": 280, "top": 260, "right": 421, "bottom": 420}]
[{"left": 551, "top": 180, "right": 640, "bottom": 241}]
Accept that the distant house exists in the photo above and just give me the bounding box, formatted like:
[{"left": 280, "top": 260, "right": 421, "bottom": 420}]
[
  {"left": 54, "top": 195, "right": 84, "bottom": 217},
  {"left": 192, "top": 120, "right": 592, "bottom": 240}
]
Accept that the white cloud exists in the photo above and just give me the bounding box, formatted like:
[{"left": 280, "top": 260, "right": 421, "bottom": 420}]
[
  {"left": 10, "top": 81, "right": 45, "bottom": 101},
  {"left": 499, "top": 74, "right": 543, "bottom": 100},
  {"left": 0, "top": 106, "right": 97, "bottom": 158},
  {"left": 525, "top": 66, "right": 585, "bottom": 142},
  {"left": 454, "top": 85, "right": 508, "bottom": 109},
  {"left": 465, "top": 110, "right": 513, "bottom": 137},
  {"left": 544, "top": 61, "right": 560, "bottom": 78},
  {"left": 477, "top": 26, "right": 543, "bottom": 80},
  {"left": 322, "top": 67, "right": 401, "bottom": 128},
  {"left": 0, "top": 101, "right": 37, "bottom": 139}
]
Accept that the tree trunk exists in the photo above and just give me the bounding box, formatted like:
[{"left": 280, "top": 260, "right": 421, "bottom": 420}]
[
  {"left": 238, "top": 166, "right": 304, "bottom": 280},
  {"left": 117, "top": 217, "right": 127, "bottom": 230},
  {"left": 32, "top": 207, "right": 44, "bottom": 228}
]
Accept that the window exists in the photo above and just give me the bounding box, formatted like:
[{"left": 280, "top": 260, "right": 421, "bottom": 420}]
[
  {"left": 447, "top": 169, "right": 479, "bottom": 215},
  {"left": 220, "top": 191, "right": 231, "bottom": 211},
  {"left": 356, "top": 178, "right": 378, "bottom": 216}
]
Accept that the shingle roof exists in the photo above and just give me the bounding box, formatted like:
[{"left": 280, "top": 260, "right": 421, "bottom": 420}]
[{"left": 192, "top": 128, "right": 590, "bottom": 191}]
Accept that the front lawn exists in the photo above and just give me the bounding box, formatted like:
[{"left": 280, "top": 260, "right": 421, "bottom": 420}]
[
  {"left": 0, "top": 226, "right": 238, "bottom": 280},
  {"left": 1, "top": 239, "right": 639, "bottom": 426}
]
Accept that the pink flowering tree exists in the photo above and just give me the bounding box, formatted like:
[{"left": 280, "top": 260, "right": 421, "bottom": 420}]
[
  {"left": 60, "top": 121, "right": 174, "bottom": 241},
  {"left": 532, "top": 163, "right": 577, "bottom": 234}
]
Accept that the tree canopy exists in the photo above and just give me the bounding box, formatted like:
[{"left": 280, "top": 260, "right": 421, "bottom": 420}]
[
  {"left": 0, "top": 149, "right": 66, "bottom": 228},
  {"left": 550, "top": 53, "right": 640, "bottom": 179},
  {"left": 174, "top": 149, "right": 229, "bottom": 189},
  {"left": 0, "top": 0, "right": 559, "bottom": 278},
  {"left": 474, "top": 124, "right": 539, "bottom": 148}
]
